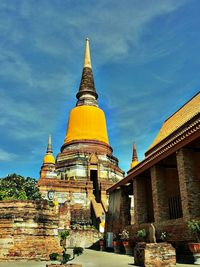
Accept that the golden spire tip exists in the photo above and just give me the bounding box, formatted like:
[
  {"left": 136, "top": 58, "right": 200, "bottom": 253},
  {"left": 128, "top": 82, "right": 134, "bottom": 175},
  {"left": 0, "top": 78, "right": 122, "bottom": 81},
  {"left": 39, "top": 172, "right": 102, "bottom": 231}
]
[
  {"left": 48, "top": 134, "right": 52, "bottom": 145},
  {"left": 83, "top": 37, "right": 92, "bottom": 69},
  {"left": 47, "top": 134, "right": 52, "bottom": 153}
]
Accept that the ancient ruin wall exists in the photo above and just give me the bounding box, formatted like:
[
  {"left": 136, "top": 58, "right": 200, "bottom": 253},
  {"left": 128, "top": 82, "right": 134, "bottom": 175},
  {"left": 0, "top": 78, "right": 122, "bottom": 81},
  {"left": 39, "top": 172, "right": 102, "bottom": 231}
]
[{"left": 0, "top": 200, "right": 61, "bottom": 260}]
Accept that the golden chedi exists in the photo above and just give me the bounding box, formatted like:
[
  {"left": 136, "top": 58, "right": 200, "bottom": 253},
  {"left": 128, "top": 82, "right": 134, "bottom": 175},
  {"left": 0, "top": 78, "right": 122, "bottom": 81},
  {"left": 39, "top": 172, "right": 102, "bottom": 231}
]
[
  {"left": 38, "top": 39, "right": 124, "bottom": 234},
  {"left": 130, "top": 143, "right": 139, "bottom": 169},
  {"left": 40, "top": 135, "right": 56, "bottom": 179}
]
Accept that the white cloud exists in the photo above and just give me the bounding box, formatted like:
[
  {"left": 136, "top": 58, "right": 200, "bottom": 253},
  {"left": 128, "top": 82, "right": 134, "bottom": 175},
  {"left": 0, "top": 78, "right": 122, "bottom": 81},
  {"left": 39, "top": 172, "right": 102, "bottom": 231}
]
[
  {"left": 0, "top": 49, "right": 33, "bottom": 86},
  {"left": 0, "top": 149, "right": 17, "bottom": 161},
  {"left": 0, "top": 0, "right": 186, "bottom": 64}
]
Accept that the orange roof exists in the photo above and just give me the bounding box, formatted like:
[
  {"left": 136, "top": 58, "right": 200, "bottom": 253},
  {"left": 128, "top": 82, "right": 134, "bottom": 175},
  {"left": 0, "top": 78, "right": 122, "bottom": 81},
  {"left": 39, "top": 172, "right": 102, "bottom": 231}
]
[{"left": 147, "top": 92, "right": 200, "bottom": 152}]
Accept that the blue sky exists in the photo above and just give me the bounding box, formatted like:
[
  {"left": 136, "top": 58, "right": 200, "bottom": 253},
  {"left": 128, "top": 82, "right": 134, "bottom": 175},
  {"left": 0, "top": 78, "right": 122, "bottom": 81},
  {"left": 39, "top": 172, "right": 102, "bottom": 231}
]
[{"left": 0, "top": 0, "right": 199, "bottom": 178}]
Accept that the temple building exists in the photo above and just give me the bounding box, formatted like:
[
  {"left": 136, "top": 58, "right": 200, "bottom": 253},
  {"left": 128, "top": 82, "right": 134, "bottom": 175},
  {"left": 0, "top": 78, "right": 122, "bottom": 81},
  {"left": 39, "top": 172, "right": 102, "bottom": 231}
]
[
  {"left": 38, "top": 38, "right": 124, "bottom": 231},
  {"left": 106, "top": 91, "right": 200, "bottom": 246}
]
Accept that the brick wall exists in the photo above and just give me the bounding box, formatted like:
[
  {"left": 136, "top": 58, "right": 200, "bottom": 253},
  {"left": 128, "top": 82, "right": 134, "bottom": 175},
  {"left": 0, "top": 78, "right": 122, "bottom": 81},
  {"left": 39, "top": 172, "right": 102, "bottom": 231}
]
[
  {"left": 177, "top": 148, "right": 200, "bottom": 219},
  {"left": 0, "top": 200, "right": 61, "bottom": 260},
  {"left": 127, "top": 218, "right": 197, "bottom": 244},
  {"left": 151, "top": 165, "right": 169, "bottom": 222}
]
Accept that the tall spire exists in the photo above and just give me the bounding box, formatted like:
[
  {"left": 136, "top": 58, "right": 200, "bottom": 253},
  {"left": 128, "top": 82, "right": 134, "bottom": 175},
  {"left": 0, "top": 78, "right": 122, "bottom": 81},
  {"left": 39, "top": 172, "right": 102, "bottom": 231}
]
[
  {"left": 131, "top": 143, "right": 138, "bottom": 169},
  {"left": 76, "top": 38, "right": 98, "bottom": 107},
  {"left": 132, "top": 143, "right": 138, "bottom": 162},
  {"left": 46, "top": 134, "right": 53, "bottom": 154}
]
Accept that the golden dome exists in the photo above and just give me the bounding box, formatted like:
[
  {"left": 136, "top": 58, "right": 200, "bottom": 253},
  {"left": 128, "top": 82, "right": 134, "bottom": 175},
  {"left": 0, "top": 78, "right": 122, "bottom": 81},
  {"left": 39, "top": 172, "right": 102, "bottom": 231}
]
[
  {"left": 43, "top": 154, "right": 55, "bottom": 164},
  {"left": 65, "top": 105, "right": 109, "bottom": 144}
]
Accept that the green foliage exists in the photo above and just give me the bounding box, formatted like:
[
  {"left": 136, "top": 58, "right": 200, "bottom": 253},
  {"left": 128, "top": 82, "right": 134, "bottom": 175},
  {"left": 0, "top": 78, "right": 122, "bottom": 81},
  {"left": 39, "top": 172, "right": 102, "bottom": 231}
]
[
  {"left": 187, "top": 220, "right": 200, "bottom": 242},
  {"left": 49, "top": 229, "right": 84, "bottom": 264},
  {"left": 0, "top": 173, "right": 42, "bottom": 201},
  {"left": 73, "top": 247, "right": 84, "bottom": 256},
  {"left": 120, "top": 229, "right": 130, "bottom": 241},
  {"left": 59, "top": 229, "right": 70, "bottom": 241},
  {"left": 136, "top": 229, "right": 147, "bottom": 238},
  {"left": 60, "top": 247, "right": 83, "bottom": 264},
  {"left": 61, "top": 251, "right": 71, "bottom": 264},
  {"left": 49, "top": 252, "right": 59, "bottom": 261}
]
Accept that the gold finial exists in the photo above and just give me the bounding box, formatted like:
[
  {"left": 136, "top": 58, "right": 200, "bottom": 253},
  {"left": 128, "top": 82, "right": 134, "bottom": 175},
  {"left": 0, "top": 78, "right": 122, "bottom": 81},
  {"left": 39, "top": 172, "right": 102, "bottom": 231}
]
[
  {"left": 47, "top": 134, "right": 52, "bottom": 154},
  {"left": 48, "top": 134, "right": 51, "bottom": 145},
  {"left": 83, "top": 37, "right": 92, "bottom": 68}
]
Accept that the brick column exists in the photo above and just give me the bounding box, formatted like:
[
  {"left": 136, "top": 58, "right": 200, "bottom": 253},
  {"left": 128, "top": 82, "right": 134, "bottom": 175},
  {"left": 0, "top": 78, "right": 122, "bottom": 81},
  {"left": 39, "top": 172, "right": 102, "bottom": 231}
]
[
  {"left": 150, "top": 165, "right": 169, "bottom": 222},
  {"left": 176, "top": 148, "right": 200, "bottom": 219},
  {"left": 120, "top": 186, "right": 131, "bottom": 228},
  {"left": 133, "top": 177, "right": 148, "bottom": 224}
]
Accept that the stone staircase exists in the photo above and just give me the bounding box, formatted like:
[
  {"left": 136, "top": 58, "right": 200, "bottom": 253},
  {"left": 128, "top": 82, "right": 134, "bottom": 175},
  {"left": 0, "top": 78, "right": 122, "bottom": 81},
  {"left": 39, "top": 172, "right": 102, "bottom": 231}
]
[{"left": 90, "top": 195, "right": 105, "bottom": 223}]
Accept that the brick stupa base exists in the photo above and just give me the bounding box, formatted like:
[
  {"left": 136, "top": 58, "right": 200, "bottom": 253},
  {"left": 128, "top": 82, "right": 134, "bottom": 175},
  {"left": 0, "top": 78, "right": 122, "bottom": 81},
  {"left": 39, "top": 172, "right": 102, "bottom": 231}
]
[{"left": 134, "top": 242, "right": 176, "bottom": 267}]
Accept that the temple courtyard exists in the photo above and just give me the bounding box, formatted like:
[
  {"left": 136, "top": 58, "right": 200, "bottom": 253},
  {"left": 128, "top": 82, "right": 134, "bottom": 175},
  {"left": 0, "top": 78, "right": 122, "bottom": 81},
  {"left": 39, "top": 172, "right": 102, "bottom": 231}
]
[{"left": 0, "top": 249, "right": 195, "bottom": 267}]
